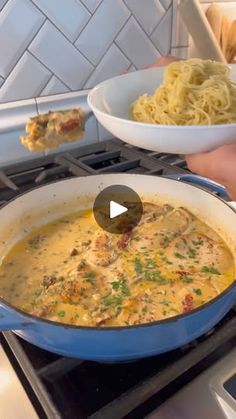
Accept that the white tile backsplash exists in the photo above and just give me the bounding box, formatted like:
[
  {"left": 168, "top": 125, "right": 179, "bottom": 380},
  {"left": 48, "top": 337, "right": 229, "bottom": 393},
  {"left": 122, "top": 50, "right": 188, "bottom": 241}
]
[
  {"left": 151, "top": 6, "right": 172, "bottom": 55},
  {"left": 116, "top": 16, "right": 161, "bottom": 69},
  {"left": 29, "top": 21, "right": 93, "bottom": 89},
  {"left": 32, "top": 0, "right": 91, "bottom": 42},
  {"left": 160, "top": 0, "right": 172, "bottom": 9},
  {"left": 0, "top": 0, "right": 7, "bottom": 10},
  {"left": 124, "top": 0, "right": 165, "bottom": 35},
  {"left": 80, "top": 0, "right": 102, "bottom": 13},
  {"left": 0, "top": 0, "right": 45, "bottom": 78},
  {"left": 75, "top": 0, "right": 130, "bottom": 66},
  {"left": 40, "top": 76, "right": 69, "bottom": 97},
  {"left": 0, "top": 0, "right": 177, "bottom": 105},
  {"left": 0, "top": 51, "right": 51, "bottom": 102},
  {"left": 84, "top": 44, "right": 130, "bottom": 88}
]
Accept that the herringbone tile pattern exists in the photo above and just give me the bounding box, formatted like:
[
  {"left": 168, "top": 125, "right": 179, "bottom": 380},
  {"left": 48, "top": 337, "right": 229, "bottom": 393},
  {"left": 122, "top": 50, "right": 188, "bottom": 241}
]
[{"left": 0, "top": 0, "right": 184, "bottom": 103}]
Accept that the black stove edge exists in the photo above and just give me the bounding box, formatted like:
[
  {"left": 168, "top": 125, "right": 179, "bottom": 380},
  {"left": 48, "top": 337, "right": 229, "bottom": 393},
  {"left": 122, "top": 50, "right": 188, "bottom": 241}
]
[{"left": 88, "top": 314, "right": 236, "bottom": 419}]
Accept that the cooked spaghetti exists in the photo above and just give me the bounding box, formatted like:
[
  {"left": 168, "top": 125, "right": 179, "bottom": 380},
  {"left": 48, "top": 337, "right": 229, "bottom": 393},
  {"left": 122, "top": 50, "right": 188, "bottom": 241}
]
[{"left": 131, "top": 59, "right": 236, "bottom": 125}]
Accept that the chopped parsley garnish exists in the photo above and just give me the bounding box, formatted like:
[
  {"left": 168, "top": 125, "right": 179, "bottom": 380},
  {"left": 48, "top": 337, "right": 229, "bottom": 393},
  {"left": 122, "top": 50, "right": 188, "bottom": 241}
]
[
  {"left": 192, "top": 237, "right": 204, "bottom": 246},
  {"left": 134, "top": 258, "right": 143, "bottom": 273},
  {"left": 180, "top": 275, "right": 193, "bottom": 284},
  {"left": 160, "top": 256, "right": 173, "bottom": 265},
  {"left": 111, "top": 279, "right": 130, "bottom": 296},
  {"left": 132, "top": 236, "right": 141, "bottom": 241},
  {"left": 160, "top": 299, "right": 170, "bottom": 306},
  {"left": 84, "top": 271, "right": 95, "bottom": 281},
  {"left": 193, "top": 288, "right": 202, "bottom": 295},
  {"left": 162, "top": 235, "right": 170, "bottom": 247},
  {"left": 57, "top": 310, "right": 65, "bottom": 317},
  {"left": 34, "top": 288, "right": 43, "bottom": 297},
  {"left": 133, "top": 257, "right": 170, "bottom": 284},
  {"left": 170, "top": 308, "right": 179, "bottom": 313},
  {"left": 145, "top": 259, "right": 157, "bottom": 269},
  {"left": 201, "top": 266, "right": 221, "bottom": 275},
  {"left": 103, "top": 295, "right": 123, "bottom": 308},
  {"left": 115, "top": 306, "right": 122, "bottom": 317},
  {"left": 187, "top": 247, "right": 197, "bottom": 259},
  {"left": 175, "top": 252, "right": 185, "bottom": 259},
  {"left": 145, "top": 270, "right": 169, "bottom": 284}
]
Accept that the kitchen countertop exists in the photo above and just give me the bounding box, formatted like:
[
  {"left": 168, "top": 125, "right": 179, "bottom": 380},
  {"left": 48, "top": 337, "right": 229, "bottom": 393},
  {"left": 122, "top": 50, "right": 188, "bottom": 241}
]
[{"left": 0, "top": 343, "right": 38, "bottom": 419}]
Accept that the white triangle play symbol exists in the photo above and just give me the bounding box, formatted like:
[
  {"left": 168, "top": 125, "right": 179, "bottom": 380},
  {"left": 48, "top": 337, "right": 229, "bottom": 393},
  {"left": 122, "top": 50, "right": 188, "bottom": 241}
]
[{"left": 110, "top": 200, "right": 128, "bottom": 219}]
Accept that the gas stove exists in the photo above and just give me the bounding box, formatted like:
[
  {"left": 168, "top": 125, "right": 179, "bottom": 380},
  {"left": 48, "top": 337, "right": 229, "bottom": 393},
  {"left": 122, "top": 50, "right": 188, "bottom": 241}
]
[{"left": 0, "top": 139, "right": 235, "bottom": 419}]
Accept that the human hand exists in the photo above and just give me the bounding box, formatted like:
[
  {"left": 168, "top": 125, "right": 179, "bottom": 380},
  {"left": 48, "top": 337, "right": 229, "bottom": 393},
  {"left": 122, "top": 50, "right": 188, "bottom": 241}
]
[
  {"left": 186, "top": 144, "right": 236, "bottom": 200},
  {"left": 146, "top": 57, "right": 236, "bottom": 200},
  {"left": 146, "top": 55, "right": 182, "bottom": 68}
]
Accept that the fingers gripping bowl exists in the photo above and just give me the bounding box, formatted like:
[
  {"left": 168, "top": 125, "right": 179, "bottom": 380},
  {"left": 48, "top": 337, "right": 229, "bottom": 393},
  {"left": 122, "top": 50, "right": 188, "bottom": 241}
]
[
  {"left": 87, "top": 60, "right": 236, "bottom": 154},
  {"left": 0, "top": 174, "right": 236, "bottom": 361}
]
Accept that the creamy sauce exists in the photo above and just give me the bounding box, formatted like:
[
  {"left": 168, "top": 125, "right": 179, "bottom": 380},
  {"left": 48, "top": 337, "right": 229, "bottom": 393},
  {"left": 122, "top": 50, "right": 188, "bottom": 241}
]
[{"left": 0, "top": 202, "right": 234, "bottom": 327}]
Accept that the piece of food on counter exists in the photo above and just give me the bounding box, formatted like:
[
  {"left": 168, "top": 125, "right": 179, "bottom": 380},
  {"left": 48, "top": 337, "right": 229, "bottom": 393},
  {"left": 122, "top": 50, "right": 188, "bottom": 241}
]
[{"left": 20, "top": 107, "right": 85, "bottom": 152}]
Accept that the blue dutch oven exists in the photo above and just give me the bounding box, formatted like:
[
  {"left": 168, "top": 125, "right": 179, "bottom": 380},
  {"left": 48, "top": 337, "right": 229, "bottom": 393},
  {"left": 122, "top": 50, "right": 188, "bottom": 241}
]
[{"left": 0, "top": 174, "right": 235, "bottom": 361}]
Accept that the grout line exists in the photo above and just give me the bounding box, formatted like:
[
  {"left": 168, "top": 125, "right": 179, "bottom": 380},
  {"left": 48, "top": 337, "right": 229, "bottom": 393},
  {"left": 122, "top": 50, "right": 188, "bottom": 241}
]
[
  {"left": 73, "top": 5, "right": 131, "bottom": 68},
  {"left": 111, "top": 11, "right": 131, "bottom": 41},
  {"left": 114, "top": 42, "right": 133, "bottom": 69},
  {"left": 150, "top": 2, "right": 172, "bottom": 37},
  {"left": 29, "top": 1, "right": 85, "bottom": 44},
  {"left": 72, "top": 42, "right": 96, "bottom": 67},
  {"left": 83, "top": 14, "right": 135, "bottom": 76},
  {"left": 123, "top": 14, "right": 163, "bottom": 63},
  {"left": 37, "top": 73, "right": 54, "bottom": 97},
  {"left": 0, "top": 17, "right": 47, "bottom": 82},
  {"left": 0, "top": 0, "right": 8, "bottom": 13},
  {"left": 169, "top": 2, "right": 173, "bottom": 54},
  {"left": 28, "top": 51, "right": 72, "bottom": 91},
  {"left": 78, "top": 0, "right": 102, "bottom": 15},
  {"left": 124, "top": 0, "right": 166, "bottom": 41},
  {"left": 34, "top": 97, "right": 39, "bottom": 115}
]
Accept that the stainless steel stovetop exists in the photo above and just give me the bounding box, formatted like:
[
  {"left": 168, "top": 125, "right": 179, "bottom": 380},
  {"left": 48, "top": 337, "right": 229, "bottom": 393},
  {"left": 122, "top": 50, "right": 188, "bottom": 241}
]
[{"left": 0, "top": 139, "right": 235, "bottom": 419}]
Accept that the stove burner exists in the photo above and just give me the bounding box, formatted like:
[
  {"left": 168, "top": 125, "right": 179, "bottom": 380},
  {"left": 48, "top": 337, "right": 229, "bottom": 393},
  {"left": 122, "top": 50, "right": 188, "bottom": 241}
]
[{"left": 0, "top": 139, "right": 235, "bottom": 419}]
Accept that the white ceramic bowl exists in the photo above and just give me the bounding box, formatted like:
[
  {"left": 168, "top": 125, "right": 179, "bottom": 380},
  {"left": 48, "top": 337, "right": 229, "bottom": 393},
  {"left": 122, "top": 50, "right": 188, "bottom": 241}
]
[{"left": 87, "top": 64, "right": 236, "bottom": 155}]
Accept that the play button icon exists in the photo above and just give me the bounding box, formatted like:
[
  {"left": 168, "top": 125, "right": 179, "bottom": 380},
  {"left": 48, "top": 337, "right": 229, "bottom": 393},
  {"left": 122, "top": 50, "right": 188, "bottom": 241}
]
[
  {"left": 93, "top": 185, "right": 143, "bottom": 234},
  {"left": 110, "top": 201, "right": 128, "bottom": 219}
]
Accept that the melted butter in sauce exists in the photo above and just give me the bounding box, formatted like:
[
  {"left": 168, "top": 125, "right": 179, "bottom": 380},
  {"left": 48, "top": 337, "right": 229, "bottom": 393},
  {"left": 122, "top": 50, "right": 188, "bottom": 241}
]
[{"left": 0, "top": 203, "right": 234, "bottom": 327}]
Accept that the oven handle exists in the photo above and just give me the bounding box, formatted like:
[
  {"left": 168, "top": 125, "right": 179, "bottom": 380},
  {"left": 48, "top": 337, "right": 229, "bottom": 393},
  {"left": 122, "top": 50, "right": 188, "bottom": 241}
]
[{"left": 165, "top": 173, "right": 229, "bottom": 200}]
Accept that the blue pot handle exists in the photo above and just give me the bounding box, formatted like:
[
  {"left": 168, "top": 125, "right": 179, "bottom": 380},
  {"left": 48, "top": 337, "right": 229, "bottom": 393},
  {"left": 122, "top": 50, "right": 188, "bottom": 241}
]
[
  {"left": 165, "top": 173, "right": 229, "bottom": 200},
  {"left": 0, "top": 303, "right": 34, "bottom": 330}
]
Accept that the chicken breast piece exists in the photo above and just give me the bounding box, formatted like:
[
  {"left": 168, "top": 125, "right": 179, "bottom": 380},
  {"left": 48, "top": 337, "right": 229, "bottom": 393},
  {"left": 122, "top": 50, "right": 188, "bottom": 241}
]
[
  {"left": 164, "top": 231, "right": 233, "bottom": 274},
  {"left": 20, "top": 108, "right": 85, "bottom": 152},
  {"left": 85, "top": 232, "right": 119, "bottom": 267},
  {"left": 130, "top": 207, "right": 195, "bottom": 253}
]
